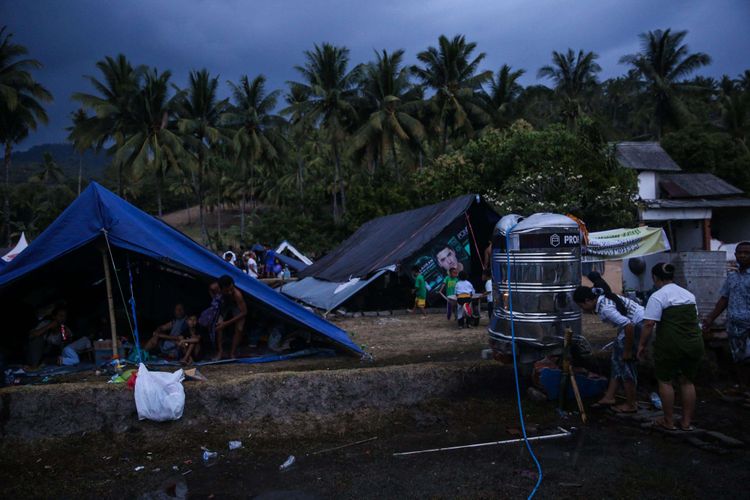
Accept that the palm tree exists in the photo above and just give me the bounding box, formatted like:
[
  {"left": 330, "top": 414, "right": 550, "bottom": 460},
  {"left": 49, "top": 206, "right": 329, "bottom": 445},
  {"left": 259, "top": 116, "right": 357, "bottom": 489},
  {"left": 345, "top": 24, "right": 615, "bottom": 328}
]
[
  {"left": 719, "top": 76, "right": 749, "bottom": 149},
  {"left": 0, "top": 26, "right": 53, "bottom": 244},
  {"left": 284, "top": 83, "right": 312, "bottom": 199},
  {"left": 351, "top": 49, "right": 425, "bottom": 180},
  {"left": 481, "top": 64, "right": 525, "bottom": 129},
  {"left": 66, "top": 108, "right": 91, "bottom": 195},
  {"left": 412, "top": 34, "right": 492, "bottom": 152},
  {"left": 286, "top": 43, "right": 361, "bottom": 224},
  {"left": 225, "top": 74, "right": 284, "bottom": 239},
  {"left": 538, "top": 49, "right": 601, "bottom": 129},
  {"left": 169, "top": 175, "right": 195, "bottom": 224},
  {"left": 620, "top": 28, "right": 711, "bottom": 138},
  {"left": 29, "top": 151, "right": 65, "bottom": 184},
  {"left": 177, "top": 69, "right": 230, "bottom": 242},
  {"left": 71, "top": 54, "right": 144, "bottom": 194},
  {"left": 115, "top": 68, "right": 185, "bottom": 216}
]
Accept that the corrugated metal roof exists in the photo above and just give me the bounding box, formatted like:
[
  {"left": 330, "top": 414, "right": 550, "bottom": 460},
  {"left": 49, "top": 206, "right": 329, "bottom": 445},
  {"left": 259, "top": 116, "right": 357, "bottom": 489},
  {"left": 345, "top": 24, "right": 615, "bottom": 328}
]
[
  {"left": 660, "top": 173, "right": 744, "bottom": 198},
  {"left": 615, "top": 142, "right": 682, "bottom": 172},
  {"left": 643, "top": 198, "right": 750, "bottom": 209}
]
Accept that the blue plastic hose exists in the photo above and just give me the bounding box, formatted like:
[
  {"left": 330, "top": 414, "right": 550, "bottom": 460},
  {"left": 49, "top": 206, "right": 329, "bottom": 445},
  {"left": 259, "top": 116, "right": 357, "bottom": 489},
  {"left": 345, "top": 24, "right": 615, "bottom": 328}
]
[{"left": 505, "top": 227, "right": 543, "bottom": 499}]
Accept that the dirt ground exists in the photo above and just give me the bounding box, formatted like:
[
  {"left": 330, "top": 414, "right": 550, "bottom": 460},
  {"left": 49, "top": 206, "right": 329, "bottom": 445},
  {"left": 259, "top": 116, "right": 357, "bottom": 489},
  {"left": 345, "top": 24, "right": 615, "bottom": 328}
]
[
  {"left": 2, "top": 313, "right": 748, "bottom": 498},
  {"left": 2, "top": 376, "right": 749, "bottom": 499}
]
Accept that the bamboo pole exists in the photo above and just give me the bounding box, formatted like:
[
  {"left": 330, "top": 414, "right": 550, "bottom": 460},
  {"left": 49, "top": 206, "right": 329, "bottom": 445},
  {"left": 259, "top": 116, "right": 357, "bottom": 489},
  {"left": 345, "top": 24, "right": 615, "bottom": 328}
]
[
  {"left": 393, "top": 428, "right": 572, "bottom": 456},
  {"left": 100, "top": 246, "right": 119, "bottom": 366}
]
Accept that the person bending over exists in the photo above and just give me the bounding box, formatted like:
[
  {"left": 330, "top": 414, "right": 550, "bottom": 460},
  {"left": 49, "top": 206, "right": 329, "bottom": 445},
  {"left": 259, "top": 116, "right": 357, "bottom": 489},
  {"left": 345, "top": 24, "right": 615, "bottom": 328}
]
[{"left": 574, "top": 275, "right": 644, "bottom": 413}]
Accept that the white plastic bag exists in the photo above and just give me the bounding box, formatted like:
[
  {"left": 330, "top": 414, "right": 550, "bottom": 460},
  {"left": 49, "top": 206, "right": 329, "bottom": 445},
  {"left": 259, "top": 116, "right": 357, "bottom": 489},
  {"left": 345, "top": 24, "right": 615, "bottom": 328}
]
[{"left": 134, "top": 363, "right": 185, "bottom": 421}]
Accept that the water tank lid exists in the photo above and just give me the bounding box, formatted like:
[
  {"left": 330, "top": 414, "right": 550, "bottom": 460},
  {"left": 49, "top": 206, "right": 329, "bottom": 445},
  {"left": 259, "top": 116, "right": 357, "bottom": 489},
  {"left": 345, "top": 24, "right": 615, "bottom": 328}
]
[{"left": 497, "top": 213, "right": 579, "bottom": 235}]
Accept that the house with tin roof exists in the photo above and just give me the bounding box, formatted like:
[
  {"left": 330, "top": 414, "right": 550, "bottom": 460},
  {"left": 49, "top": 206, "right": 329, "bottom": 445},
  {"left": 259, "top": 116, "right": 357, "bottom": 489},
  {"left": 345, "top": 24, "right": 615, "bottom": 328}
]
[{"left": 615, "top": 142, "right": 750, "bottom": 251}]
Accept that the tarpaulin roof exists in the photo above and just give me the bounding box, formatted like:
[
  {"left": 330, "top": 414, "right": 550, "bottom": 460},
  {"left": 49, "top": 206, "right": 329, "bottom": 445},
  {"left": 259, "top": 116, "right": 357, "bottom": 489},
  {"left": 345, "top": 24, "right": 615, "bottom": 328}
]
[
  {"left": 0, "top": 182, "right": 361, "bottom": 355},
  {"left": 275, "top": 252, "right": 309, "bottom": 272},
  {"left": 299, "top": 194, "right": 483, "bottom": 282}
]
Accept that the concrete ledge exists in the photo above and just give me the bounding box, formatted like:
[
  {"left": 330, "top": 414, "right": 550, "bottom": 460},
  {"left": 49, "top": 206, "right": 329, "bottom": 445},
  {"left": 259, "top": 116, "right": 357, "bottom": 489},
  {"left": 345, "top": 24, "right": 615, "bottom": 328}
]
[{"left": 0, "top": 361, "right": 507, "bottom": 441}]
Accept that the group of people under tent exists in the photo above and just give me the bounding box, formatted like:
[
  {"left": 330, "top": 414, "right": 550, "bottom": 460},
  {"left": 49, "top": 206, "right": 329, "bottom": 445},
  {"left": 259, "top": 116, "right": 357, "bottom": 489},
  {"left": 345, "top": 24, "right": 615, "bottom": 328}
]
[{"left": 24, "top": 274, "right": 314, "bottom": 370}]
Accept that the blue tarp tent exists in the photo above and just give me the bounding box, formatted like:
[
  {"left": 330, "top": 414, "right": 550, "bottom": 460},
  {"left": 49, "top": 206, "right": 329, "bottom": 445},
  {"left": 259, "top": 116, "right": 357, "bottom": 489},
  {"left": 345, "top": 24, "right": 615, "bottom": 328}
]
[{"left": 0, "top": 182, "right": 362, "bottom": 356}]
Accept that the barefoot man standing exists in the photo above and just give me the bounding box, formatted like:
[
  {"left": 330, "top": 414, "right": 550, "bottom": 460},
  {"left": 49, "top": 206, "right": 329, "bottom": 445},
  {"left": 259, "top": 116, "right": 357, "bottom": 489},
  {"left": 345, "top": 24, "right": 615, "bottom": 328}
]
[{"left": 214, "top": 275, "right": 247, "bottom": 360}]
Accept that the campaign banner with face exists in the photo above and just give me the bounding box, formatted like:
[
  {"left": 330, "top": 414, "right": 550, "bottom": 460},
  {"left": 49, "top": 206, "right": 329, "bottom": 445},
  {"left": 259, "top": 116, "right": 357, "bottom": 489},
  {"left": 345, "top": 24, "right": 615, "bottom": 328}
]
[{"left": 407, "top": 221, "right": 472, "bottom": 303}]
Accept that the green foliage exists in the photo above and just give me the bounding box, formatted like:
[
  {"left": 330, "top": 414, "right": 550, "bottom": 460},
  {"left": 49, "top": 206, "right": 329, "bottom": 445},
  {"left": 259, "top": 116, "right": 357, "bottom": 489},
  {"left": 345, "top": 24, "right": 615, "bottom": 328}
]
[
  {"left": 3, "top": 26, "right": 749, "bottom": 256},
  {"left": 419, "top": 120, "right": 637, "bottom": 230},
  {"left": 661, "top": 126, "right": 750, "bottom": 193}
]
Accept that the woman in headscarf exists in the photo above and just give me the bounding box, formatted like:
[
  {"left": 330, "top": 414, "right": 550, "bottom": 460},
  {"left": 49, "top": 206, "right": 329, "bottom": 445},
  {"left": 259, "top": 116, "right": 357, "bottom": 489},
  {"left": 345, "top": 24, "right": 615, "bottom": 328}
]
[{"left": 637, "top": 263, "right": 705, "bottom": 431}]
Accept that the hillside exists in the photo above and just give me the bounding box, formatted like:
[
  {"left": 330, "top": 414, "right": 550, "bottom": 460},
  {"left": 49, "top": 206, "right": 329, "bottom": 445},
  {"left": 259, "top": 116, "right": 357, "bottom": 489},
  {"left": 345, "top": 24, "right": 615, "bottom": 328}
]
[{"left": 7, "top": 143, "right": 110, "bottom": 183}]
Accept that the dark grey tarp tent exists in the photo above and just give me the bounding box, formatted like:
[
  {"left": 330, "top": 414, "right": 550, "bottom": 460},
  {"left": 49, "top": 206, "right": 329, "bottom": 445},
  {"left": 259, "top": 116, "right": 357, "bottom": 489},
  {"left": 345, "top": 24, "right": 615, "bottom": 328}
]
[{"left": 282, "top": 194, "right": 500, "bottom": 311}]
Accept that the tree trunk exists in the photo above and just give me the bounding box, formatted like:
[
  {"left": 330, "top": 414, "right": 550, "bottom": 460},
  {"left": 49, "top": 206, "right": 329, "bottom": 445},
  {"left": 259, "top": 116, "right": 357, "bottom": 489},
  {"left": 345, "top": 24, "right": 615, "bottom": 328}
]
[
  {"left": 441, "top": 117, "right": 449, "bottom": 153},
  {"left": 77, "top": 155, "right": 82, "bottom": 196},
  {"left": 195, "top": 154, "right": 208, "bottom": 244},
  {"left": 4, "top": 142, "right": 12, "bottom": 246},
  {"left": 185, "top": 199, "right": 191, "bottom": 224},
  {"left": 117, "top": 161, "right": 123, "bottom": 197},
  {"left": 391, "top": 141, "right": 400, "bottom": 182},
  {"left": 332, "top": 142, "right": 346, "bottom": 222},
  {"left": 296, "top": 153, "right": 304, "bottom": 198},
  {"left": 217, "top": 177, "right": 222, "bottom": 239},
  {"left": 240, "top": 163, "right": 247, "bottom": 240},
  {"left": 156, "top": 170, "right": 163, "bottom": 217}
]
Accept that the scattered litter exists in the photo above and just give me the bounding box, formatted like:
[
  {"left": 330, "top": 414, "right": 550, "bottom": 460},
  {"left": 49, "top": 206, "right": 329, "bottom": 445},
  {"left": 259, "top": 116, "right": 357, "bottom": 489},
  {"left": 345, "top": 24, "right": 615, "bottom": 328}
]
[
  {"left": 650, "top": 392, "right": 663, "bottom": 410},
  {"left": 202, "top": 450, "right": 218, "bottom": 462},
  {"left": 184, "top": 367, "right": 208, "bottom": 381},
  {"left": 172, "top": 465, "right": 179, "bottom": 471},
  {"left": 526, "top": 387, "right": 546, "bottom": 402},
  {"left": 279, "top": 455, "right": 296, "bottom": 471},
  {"left": 182, "top": 469, "right": 192, "bottom": 476},
  {"left": 308, "top": 437, "right": 378, "bottom": 456},
  {"left": 153, "top": 468, "right": 161, "bottom": 472},
  {"left": 44, "top": 465, "right": 52, "bottom": 470},
  {"left": 228, "top": 440, "right": 243, "bottom": 450},
  {"left": 183, "top": 460, "right": 192, "bottom": 465},
  {"left": 134, "top": 466, "right": 145, "bottom": 472}
]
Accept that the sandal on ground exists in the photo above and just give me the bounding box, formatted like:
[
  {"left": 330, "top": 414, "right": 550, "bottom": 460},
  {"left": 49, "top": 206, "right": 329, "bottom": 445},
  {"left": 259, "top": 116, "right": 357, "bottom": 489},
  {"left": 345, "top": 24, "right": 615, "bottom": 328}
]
[
  {"left": 612, "top": 405, "right": 638, "bottom": 414},
  {"left": 590, "top": 401, "right": 615, "bottom": 409},
  {"left": 679, "top": 425, "right": 695, "bottom": 432},
  {"left": 652, "top": 418, "right": 677, "bottom": 431}
]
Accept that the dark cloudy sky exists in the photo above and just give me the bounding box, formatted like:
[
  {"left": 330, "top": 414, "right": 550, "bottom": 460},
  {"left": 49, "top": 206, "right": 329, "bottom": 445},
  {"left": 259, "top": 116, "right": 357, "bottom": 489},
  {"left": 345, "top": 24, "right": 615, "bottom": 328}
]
[{"left": 3, "top": 0, "right": 749, "bottom": 149}]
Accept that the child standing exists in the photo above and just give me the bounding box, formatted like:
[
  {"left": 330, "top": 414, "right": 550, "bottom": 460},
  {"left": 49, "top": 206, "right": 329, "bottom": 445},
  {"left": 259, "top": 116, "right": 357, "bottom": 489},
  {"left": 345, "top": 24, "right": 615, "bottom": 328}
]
[
  {"left": 483, "top": 269, "right": 493, "bottom": 319},
  {"left": 410, "top": 265, "right": 427, "bottom": 316},
  {"left": 441, "top": 267, "right": 459, "bottom": 320},
  {"left": 455, "top": 271, "right": 476, "bottom": 328}
]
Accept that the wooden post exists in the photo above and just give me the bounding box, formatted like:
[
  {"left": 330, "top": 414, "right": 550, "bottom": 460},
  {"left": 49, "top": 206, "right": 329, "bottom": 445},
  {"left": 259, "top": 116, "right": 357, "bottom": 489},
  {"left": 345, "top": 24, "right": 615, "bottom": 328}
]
[{"left": 100, "top": 246, "right": 119, "bottom": 364}]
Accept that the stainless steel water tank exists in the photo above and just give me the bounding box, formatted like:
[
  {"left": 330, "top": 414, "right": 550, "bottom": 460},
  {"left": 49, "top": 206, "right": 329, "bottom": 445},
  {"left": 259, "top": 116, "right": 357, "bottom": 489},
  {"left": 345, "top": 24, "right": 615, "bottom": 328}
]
[{"left": 489, "top": 213, "right": 582, "bottom": 348}]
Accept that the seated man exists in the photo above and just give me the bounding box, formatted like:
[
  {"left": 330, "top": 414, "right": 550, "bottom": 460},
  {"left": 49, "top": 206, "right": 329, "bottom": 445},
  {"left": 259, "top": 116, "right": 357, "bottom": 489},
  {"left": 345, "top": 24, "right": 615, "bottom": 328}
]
[
  {"left": 214, "top": 275, "right": 248, "bottom": 359},
  {"left": 144, "top": 303, "right": 188, "bottom": 359},
  {"left": 27, "top": 305, "right": 92, "bottom": 368},
  {"left": 178, "top": 313, "right": 201, "bottom": 365}
]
